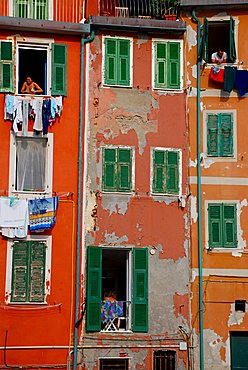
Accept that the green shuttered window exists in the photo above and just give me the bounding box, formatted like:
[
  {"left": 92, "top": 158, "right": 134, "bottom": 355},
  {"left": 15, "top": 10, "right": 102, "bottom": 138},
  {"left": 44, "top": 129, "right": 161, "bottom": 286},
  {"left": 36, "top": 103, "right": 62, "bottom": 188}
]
[
  {"left": 52, "top": 44, "right": 67, "bottom": 96},
  {"left": 207, "top": 113, "right": 234, "bottom": 157},
  {"left": 152, "top": 149, "right": 180, "bottom": 195},
  {"left": 133, "top": 248, "right": 148, "bottom": 332},
  {"left": 154, "top": 41, "right": 181, "bottom": 89},
  {"left": 102, "top": 147, "right": 132, "bottom": 192},
  {"left": 104, "top": 38, "right": 131, "bottom": 86},
  {"left": 11, "top": 241, "right": 46, "bottom": 303},
  {"left": 208, "top": 203, "right": 237, "bottom": 248},
  {"left": 0, "top": 41, "right": 13, "bottom": 92},
  {"left": 14, "top": 0, "right": 48, "bottom": 20}
]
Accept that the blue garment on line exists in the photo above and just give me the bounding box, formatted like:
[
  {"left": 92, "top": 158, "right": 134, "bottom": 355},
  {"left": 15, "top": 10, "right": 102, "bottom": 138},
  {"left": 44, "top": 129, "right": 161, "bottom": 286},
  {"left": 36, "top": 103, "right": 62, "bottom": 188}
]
[
  {"left": 50, "top": 97, "right": 56, "bottom": 119},
  {"left": 28, "top": 197, "right": 59, "bottom": 232},
  {"left": 42, "top": 99, "right": 51, "bottom": 135},
  {"left": 234, "top": 70, "right": 248, "bottom": 97}
]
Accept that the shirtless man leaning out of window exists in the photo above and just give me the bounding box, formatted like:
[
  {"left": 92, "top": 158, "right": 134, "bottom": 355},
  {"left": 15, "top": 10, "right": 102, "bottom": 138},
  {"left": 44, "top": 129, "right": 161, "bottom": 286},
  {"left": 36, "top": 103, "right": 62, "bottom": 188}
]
[{"left": 21, "top": 76, "right": 43, "bottom": 94}]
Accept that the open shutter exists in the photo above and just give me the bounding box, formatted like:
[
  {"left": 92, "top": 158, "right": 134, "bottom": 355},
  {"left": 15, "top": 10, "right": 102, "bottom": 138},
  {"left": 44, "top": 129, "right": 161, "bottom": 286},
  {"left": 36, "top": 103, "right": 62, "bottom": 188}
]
[
  {"left": 208, "top": 204, "right": 222, "bottom": 248},
  {"left": 52, "top": 44, "right": 67, "bottom": 96},
  {"left": 223, "top": 204, "right": 237, "bottom": 247},
  {"left": 155, "top": 42, "right": 167, "bottom": 88},
  {"left": 102, "top": 148, "right": 117, "bottom": 192},
  {"left": 153, "top": 150, "right": 165, "bottom": 193},
  {"left": 29, "top": 241, "right": 46, "bottom": 302},
  {"left": 220, "top": 114, "right": 233, "bottom": 157},
  {"left": 118, "top": 148, "right": 132, "bottom": 191},
  {"left": 105, "top": 38, "right": 117, "bottom": 85},
  {"left": 132, "top": 248, "right": 148, "bottom": 332},
  {"left": 207, "top": 114, "right": 219, "bottom": 156},
  {"left": 199, "top": 17, "right": 208, "bottom": 61},
  {"left": 118, "top": 39, "right": 130, "bottom": 86},
  {"left": 11, "top": 242, "right": 29, "bottom": 302},
  {"left": 167, "top": 42, "right": 180, "bottom": 89},
  {"left": 0, "top": 41, "right": 13, "bottom": 92},
  {"left": 229, "top": 17, "right": 236, "bottom": 63},
  {"left": 86, "top": 246, "right": 102, "bottom": 332},
  {"left": 166, "top": 151, "right": 179, "bottom": 194}
]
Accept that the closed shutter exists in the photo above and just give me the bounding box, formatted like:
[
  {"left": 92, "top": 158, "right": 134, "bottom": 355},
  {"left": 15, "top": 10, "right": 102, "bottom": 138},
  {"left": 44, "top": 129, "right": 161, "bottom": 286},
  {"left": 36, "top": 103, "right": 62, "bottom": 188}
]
[
  {"left": 11, "top": 242, "right": 29, "bottom": 302},
  {"left": 86, "top": 246, "right": 102, "bottom": 332},
  {"left": 52, "top": 44, "right": 67, "bottom": 96},
  {"left": 229, "top": 17, "right": 236, "bottom": 63},
  {"left": 118, "top": 148, "right": 131, "bottom": 191},
  {"left": 208, "top": 204, "right": 222, "bottom": 248},
  {"left": 132, "top": 248, "right": 148, "bottom": 332},
  {"left": 155, "top": 43, "right": 167, "bottom": 88},
  {"left": 29, "top": 241, "right": 46, "bottom": 302},
  {"left": 153, "top": 150, "right": 165, "bottom": 193},
  {"left": 220, "top": 113, "right": 233, "bottom": 157},
  {"left": 207, "top": 114, "right": 219, "bottom": 156},
  {"left": 223, "top": 204, "right": 237, "bottom": 247},
  {"left": 105, "top": 38, "right": 117, "bottom": 85},
  {"left": 167, "top": 42, "right": 180, "bottom": 89},
  {"left": 199, "top": 17, "right": 208, "bottom": 61},
  {"left": 0, "top": 41, "right": 13, "bottom": 92},
  {"left": 102, "top": 148, "right": 117, "bottom": 192},
  {"left": 118, "top": 39, "right": 130, "bottom": 86},
  {"left": 32, "top": 0, "right": 48, "bottom": 20},
  {"left": 15, "top": 0, "right": 29, "bottom": 17},
  {"left": 166, "top": 151, "right": 179, "bottom": 194}
]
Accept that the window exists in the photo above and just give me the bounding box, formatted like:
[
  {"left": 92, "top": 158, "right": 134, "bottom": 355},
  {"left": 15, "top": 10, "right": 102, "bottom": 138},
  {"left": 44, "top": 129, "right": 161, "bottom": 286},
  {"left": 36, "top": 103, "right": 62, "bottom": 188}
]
[
  {"left": 200, "top": 17, "right": 236, "bottom": 63},
  {"left": 10, "top": 240, "right": 47, "bottom": 303},
  {"left": 104, "top": 37, "right": 131, "bottom": 86},
  {"left": 9, "top": 133, "right": 53, "bottom": 194},
  {"left": 0, "top": 40, "right": 67, "bottom": 95},
  {"left": 100, "top": 359, "right": 129, "bottom": 370},
  {"left": 206, "top": 113, "right": 234, "bottom": 157},
  {"left": 208, "top": 203, "right": 237, "bottom": 248},
  {"left": 152, "top": 148, "right": 181, "bottom": 195},
  {"left": 153, "top": 40, "right": 181, "bottom": 89},
  {"left": 86, "top": 246, "right": 148, "bottom": 333},
  {"left": 14, "top": 0, "right": 48, "bottom": 20},
  {"left": 102, "top": 147, "right": 133, "bottom": 193},
  {"left": 153, "top": 350, "right": 176, "bottom": 370}
]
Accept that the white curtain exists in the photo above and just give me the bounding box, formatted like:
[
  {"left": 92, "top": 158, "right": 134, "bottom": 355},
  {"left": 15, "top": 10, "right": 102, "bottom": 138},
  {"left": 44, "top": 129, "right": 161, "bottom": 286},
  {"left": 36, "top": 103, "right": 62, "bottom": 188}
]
[{"left": 16, "top": 138, "right": 47, "bottom": 192}]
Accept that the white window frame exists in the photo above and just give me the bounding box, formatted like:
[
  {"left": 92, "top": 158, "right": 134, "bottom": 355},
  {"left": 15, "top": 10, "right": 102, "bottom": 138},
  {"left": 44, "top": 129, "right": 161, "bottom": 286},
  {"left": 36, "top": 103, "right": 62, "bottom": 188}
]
[
  {"left": 9, "top": 132, "right": 53, "bottom": 197},
  {"left": 102, "top": 35, "right": 133, "bottom": 88},
  {"left": 152, "top": 38, "right": 183, "bottom": 92},
  {"left": 9, "top": 0, "right": 53, "bottom": 20},
  {"left": 150, "top": 147, "right": 182, "bottom": 197},
  {"left": 100, "top": 145, "right": 135, "bottom": 194},
  {"left": 203, "top": 110, "right": 237, "bottom": 162},
  {"left": 5, "top": 235, "right": 52, "bottom": 304}
]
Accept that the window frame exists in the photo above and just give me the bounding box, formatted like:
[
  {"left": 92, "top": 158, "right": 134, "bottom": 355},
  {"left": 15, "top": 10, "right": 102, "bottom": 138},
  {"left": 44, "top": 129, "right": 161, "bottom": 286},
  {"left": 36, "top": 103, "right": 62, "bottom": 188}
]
[
  {"left": 153, "top": 350, "right": 177, "bottom": 370},
  {"left": 9, "top": 0, "right": 53, "bottom": 20},
  {"left": 101, "top": 145, "right": 135, "bottom": 194},
  {"left": 5, "top": 235, "right": 52, "bottom": 304},
  {"left": 102, "top": 35, "right": 133, "bottom": 88},
  {"left": 150, "top": 147, "right": 182, "bottom": 197},
  {"left": 9, "top": 132, "right": 53, "bottom": 197},
  {"left": 152, "top": 38, "right": 183, "bottom": 91},
  {"left": 99, "top": 357, "right": 130, "bottom": 370},
  {"left": 203, "top": 110, "right": 237, "bottom": 161}
]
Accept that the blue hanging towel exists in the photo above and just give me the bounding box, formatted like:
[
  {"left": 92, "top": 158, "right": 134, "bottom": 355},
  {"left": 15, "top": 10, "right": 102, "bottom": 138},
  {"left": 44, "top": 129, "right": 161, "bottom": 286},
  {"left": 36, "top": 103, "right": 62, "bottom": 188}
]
[
  {"left": 234, "top": 70, "right": 248, "bottom": 97},
  {"left": 29, "top": 196, "right": 59, "bottom": 232}
]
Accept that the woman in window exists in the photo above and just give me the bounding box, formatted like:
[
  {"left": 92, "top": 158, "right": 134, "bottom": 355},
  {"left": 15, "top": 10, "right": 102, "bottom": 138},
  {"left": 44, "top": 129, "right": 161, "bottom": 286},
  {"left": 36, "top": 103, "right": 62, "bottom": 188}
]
[{"left": 21, "top": 76, "right": 43, "bottom": 94}]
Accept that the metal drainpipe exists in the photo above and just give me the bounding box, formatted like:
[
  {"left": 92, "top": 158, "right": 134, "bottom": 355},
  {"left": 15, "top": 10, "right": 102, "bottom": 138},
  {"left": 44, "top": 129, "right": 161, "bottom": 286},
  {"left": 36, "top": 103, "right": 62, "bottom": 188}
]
[
  {"left": 191, "top": 9, "right": 204, "bottom": 370},
  {"left": 73, "top": 29, "right": 95, "bottom": 370}
]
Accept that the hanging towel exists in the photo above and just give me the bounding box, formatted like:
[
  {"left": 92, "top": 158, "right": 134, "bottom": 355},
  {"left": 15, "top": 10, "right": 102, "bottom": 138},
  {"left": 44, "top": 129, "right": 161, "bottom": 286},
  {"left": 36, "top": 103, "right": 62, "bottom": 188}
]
[
  {"left": 22, "top": 99, "right": 29, "bottom": 136},
  {"left": 4, "top": 95, "right": 15, "bottom": 120},
  {"left": 1, "top": 206, "right": 28, "bottom": 238},
  {"left": 55, "top": 96, "right": 63, "bottom": 116},
  {"left": 234, "top": 70, "right": 248, "bottom": 97},
  {"left": 224, "top": 66, "right": 237, "bottom": 93},
  {"left": 42, "top": 99, "right": 51, "bottom": 135},
  {"left": 32, "top": 97, "right": 43, "bottom": 131},
  {"left": 50, "top": 97, "right": 57, "bottom": 119},
  {"left": 0, "top": 197, "right": 28, "bottom": 228},
  {"left": 13, "top": 97, "right": 23, "bottom": 133},
  {"left": 29, "top": 197, "right": 59, "bottom": 232},
  {"left": 209, "top": 67, "right": 225, "bottom": 83}
]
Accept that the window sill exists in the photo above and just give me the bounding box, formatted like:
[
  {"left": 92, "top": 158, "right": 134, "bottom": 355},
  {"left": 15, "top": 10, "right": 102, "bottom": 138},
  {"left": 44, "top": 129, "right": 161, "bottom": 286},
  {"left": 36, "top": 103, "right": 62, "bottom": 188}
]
[
  {"left": 103, "top": 84, "right": 132, "bottom": 89},
  {"left": 206, "top": 247, "right": 241, "bottom": 253},
  {"left": 153, "top": 86, "right": 183, "bottom": 93}
]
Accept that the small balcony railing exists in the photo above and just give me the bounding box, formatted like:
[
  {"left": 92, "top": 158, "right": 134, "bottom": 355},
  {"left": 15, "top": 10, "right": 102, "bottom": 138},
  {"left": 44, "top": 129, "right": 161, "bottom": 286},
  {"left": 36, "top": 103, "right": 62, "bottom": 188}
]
[
  {"left": 99, "top": 0, "right": 178, "bottom": 19},
  {"left": 101, "top": 300, "right": 131, "bottom": 332}
]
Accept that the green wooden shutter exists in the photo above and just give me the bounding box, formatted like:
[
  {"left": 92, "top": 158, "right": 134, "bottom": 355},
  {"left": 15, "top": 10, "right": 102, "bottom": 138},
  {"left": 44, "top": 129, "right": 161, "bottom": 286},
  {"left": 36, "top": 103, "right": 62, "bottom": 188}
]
[
  {"left": 118, "top": 148, "right": 132, "bottom": 191},
  {"left": 0, "top": 41, "right": 13, "bottom": 92},
  {"left": 105, "top": 38, "right": 117, "bottom": 85},
  {"left": 207, "top": 114, "right": 219, "bottom": 156},
  {"left": 52, "top": 44, "right": 67, "bottom": 96},
  {"left": 29, "top": 241, "right": 46, "bottom": 302},
  {"left": 229, "top": 17, "right": 236, "bottom": 63},
  {"left": 223, "top": 204, "right": 237, "bottom": 247},
  {"left": 11, "top": 242, "right": 29, "bottom": 302},
  {"left": 167, "top": 42, "right": 180, "bottom": 89},
  {"left": 15, "top": 0, "right": 29, "bottom": 18},
  {"left": 166, "top": 151, "right": 179, "bottom": 194},
  {"left": 118, "top": 39, "right": 130, "bottom": 86},
  {"left": 199, "top": 17, "right": 208, "bottom": 61},
  {"left": 102, "top": 148, "right": 117, "bottom": 192},
  {"left": 208, "top": 204, "right": 222, "bottom": 248},
  {"left": 220, "top": 113, "right": 233, "bottom": 157},
  {"left": 155, "top": 42, "right": 167, "bottom": 88},
  {"left": 86, "top": 246, "right": 102, "bottom": 332},
  {"left": 153, "top": 150, "right": 166, "bottom": 193},
  {"left": 32, "top": 0, "right": 48, "bottom": 20},
  {"left": 132, "top": 248, "right": 148, "bottom": 332}
]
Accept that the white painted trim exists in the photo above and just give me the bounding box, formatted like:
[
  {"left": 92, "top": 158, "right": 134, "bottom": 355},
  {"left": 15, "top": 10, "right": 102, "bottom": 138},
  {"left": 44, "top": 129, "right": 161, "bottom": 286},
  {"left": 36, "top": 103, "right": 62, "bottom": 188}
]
[
  {"left": 5, "top": 235, "right": 52, "bottom": 304},
  {"left": 102, "top": 35, "right": 133, "bottom": 88},
  {"left": 190, "top": 177, "right": 248, "bottom": 186},
  {"left": 9, "top": 132, "right": 53, "bottom": 197},
  {"left": 151, "top": 38, "right": 184, "bottom": 92},
  {"left": 150, "top": 147, "right": 182, "bottom": 197},
  {"left": 192, "top": 268, "right": 248, "bottom": 277}
]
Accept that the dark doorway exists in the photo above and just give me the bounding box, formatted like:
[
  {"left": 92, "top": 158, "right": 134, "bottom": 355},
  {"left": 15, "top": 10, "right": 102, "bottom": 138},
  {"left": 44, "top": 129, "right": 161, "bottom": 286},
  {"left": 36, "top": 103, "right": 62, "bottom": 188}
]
[{"left": 230, "top": 332, "right": 248, "bottom": 370}]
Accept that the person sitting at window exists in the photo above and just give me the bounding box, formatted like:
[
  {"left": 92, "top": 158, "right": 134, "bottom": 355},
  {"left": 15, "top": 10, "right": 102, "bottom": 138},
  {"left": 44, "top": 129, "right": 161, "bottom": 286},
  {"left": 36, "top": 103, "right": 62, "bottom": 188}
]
[
  {"left": 21, "top": 76, "right": 43, "bottom": 94},
  {"left": 211, "top": 48, "right": 228, "bottom": 64},
  {"left": 104, "top": 291, "right": 117, "bottom": 302}
]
